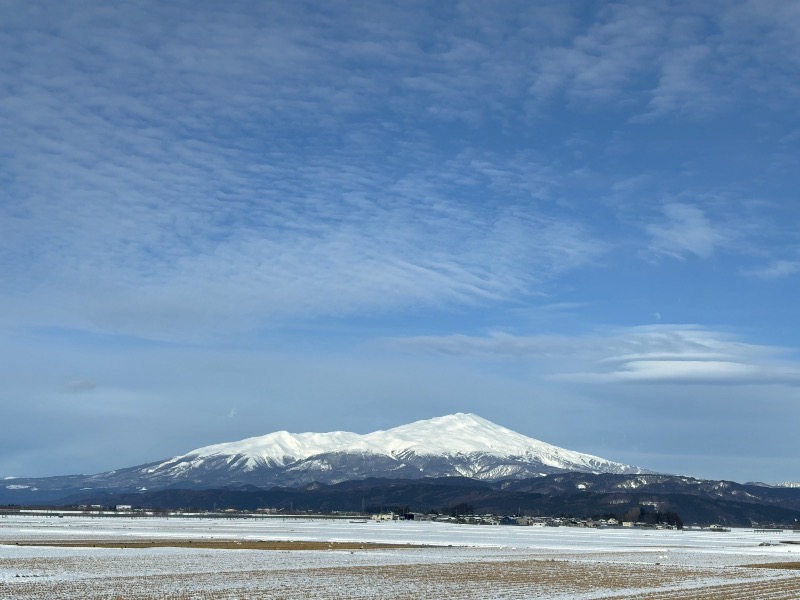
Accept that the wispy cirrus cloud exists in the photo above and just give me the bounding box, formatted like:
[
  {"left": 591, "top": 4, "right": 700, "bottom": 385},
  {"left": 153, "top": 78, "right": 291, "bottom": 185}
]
[
  {"left": 1, "top": 0, "right": 798, "bottom": 343},
  {"left": 0, "top": 135, "right": 608, "bottom": 339},
  {"left": 645, "top": 203, "right": 728, "bottom": 260},
  {"left": 634, "top": 196, "right": 799, "bottom": 272},
  {"left": 389, "top": 325, "right": 800, "bottom": 386},
  {"left": 2, "top": 2, "right": 623, "bottom": 341},
  {"left": 746, "top": 259, "right": 800, "bottom": 280}
]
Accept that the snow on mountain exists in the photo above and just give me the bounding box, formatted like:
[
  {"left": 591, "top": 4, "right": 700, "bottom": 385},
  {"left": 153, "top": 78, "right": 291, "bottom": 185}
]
[
  {"left": 749, "top": 481, "right": 800, "bottom": 489},
  {"left": 0, "top": 414, "right": 649, "bottom": 502},
  {"left": 132, "top": 413, "right": 646, "bottom": 487},
  {"left": 148, "top": 430, "right": 363, "bottom": 472}
]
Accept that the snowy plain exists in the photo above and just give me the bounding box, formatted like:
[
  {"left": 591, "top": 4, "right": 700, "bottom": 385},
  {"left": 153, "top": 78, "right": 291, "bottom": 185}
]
[{"left": 1, "top": 515, "right": 799, "bottom": 599}]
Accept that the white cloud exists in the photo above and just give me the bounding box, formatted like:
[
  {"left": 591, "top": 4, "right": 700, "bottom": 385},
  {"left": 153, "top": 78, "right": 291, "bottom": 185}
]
[
  {"left": 647, "top": 44, "right": 719, "bottom": 117},
  {"left": 0, "top": 0, "right": 797, "bottom": 341},
  {"left": 528, "top": 3, "right": 664, "bottom": 105},
  {"left": 746, "top": 259, "right": 800, "bottom": 280},
  {"left": 0, "top": 104, "right": 609, "bottom": 339},
  {"left": 567, "top": 360, "right": 764, "bottom": 384},
  {"left": 645, "top": 203, "right": 727, "bottom": 260},
  {"left": 389, "top": 325, "right": 800, "bottom": 386}
]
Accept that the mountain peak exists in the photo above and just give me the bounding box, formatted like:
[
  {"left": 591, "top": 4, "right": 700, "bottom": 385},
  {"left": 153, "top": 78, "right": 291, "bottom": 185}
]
[
  {"left": 148, "top": 412, "right": 647, "bottom": 486},
  {"left": 1, "top": 413, "right": 650, "bottom": 499},
  {"left": 416, "top": 412, "right": 493, "bottom": 428}
]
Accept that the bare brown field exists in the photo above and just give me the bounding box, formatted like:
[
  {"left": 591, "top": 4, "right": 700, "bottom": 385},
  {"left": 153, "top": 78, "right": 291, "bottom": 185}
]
[
  {"left": 5, "top": 552, "right": 800, "bottom": 599},
  {"left": 741, "top": 561, "right": 800, "bottom": 570},
  {"left": 601, "top": 577, "right": 800, "bottom": 600},
  {"left": 10, "top": 539, "right": 426, "bottom": 551}
]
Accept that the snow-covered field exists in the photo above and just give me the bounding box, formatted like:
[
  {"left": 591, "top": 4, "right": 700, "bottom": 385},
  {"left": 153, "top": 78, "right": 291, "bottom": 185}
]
[{"left": 1, "top": 515, "right": 799, "bottom": 599}]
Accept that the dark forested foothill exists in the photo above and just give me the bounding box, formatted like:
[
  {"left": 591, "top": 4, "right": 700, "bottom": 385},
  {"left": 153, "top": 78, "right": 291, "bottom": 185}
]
[{"left": 36, "top": 473, "right": 800, "bottom": 527}]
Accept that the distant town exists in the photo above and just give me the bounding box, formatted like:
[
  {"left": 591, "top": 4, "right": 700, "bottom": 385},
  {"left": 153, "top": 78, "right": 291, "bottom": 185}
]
[{"left": 7, "top": 504, "right": 800, "bottom": 533}]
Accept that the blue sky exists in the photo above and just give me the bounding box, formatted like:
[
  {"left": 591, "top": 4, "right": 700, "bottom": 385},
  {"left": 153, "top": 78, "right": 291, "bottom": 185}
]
[{"left": 2, "top": 0, "right": 799, "bottom": 483}]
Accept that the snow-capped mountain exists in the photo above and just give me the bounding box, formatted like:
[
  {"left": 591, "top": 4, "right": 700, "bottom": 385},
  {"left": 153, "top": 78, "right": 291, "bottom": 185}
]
[
  {"left": 1, "top": 413, "right": 647, "bottom": 501},
  {"left": 122, "top": 413, "right": 646, "bottom": 487}
]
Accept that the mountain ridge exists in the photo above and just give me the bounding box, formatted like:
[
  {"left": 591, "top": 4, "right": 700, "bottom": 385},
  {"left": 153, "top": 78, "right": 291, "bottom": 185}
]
[
  {"left": 1, "top": 413, "right": 646, "bottom": 503},
  {"left": 4, "top": 414, "right": 800, "bottom": 526},
  {"left": 129, "top": 412, "right": 649, "bottom": 487},
  {"left": 156, "top": 413, "right": 645, "bottom": 481}
]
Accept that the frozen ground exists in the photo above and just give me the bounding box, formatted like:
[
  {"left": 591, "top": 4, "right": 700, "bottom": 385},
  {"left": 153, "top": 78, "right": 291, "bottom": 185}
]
[{"left": 1, "top": 515, "right": 799, "bottom": 599}]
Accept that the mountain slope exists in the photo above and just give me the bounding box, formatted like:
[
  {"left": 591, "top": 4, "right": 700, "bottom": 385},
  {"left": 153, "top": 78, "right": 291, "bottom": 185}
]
[
  {"left": 136, "top": 413, "right": 646, "bottom": 486},
  {"left": 1, "top": 413, "right": 647, "bottom": 503}
]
